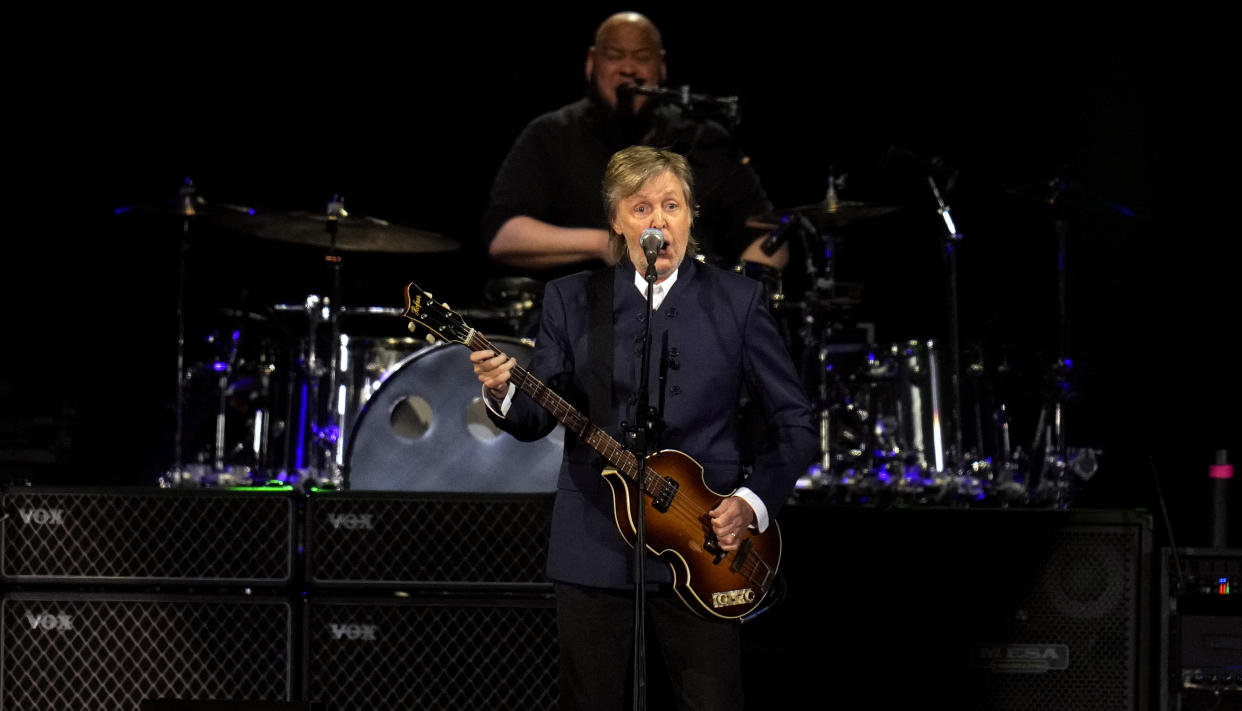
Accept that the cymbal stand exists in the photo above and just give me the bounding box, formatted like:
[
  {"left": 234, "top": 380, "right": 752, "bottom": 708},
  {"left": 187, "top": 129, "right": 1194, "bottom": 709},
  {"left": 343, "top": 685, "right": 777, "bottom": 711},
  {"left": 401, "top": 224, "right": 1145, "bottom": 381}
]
[
  {"left": 926, "top": 175, "right": 967, "bottom": 489},
  {"left": 161, "top": 179, "right": 197, "bottom": 487},
  {"left": 774, "top": 212, "right": 835, "bottom": 488},
  {"left": 1029, "top": 200, "right": 1075, "bottom": 506},
  {"left": 791, "top": 209, "right": 870, "bottom": 499},
  {"left": 318, "top": 195, "right": 348, "bottom": 489}
]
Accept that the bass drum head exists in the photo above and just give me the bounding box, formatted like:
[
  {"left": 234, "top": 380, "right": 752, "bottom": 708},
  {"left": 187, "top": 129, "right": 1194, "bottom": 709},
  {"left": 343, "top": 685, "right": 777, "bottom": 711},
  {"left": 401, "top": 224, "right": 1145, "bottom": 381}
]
[{"left": 344, "top": 336, "right": 564, "bottom": 492}]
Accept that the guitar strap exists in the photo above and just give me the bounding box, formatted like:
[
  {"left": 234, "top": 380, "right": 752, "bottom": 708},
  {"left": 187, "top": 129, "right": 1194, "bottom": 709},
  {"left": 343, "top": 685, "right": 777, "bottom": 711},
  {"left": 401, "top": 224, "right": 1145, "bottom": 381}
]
[{"left": 585, "top": 266, "right": 614, "bottom": 434}]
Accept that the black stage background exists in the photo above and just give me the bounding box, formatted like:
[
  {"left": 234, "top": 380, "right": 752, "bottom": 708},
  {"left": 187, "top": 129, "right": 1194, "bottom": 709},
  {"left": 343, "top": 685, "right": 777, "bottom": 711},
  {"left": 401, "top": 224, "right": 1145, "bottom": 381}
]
[{"left": 3, "top": 11, "right": 1236, "bottom": 548}]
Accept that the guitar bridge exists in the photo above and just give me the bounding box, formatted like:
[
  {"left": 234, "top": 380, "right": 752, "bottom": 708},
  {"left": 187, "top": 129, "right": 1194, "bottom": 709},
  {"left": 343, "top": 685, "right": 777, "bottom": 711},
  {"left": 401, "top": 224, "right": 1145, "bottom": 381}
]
[
  {"left": 651, "top": 476, "right": 678, "bottom": 513},
  {"left": 728, "top": 538, "right": 753, "bottom": 572}
]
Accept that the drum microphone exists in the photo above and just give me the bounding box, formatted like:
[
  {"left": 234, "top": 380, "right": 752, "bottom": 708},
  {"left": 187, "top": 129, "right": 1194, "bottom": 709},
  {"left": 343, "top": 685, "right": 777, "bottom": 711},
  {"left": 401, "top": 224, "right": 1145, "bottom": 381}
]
[{"left": 760, "top": 213, "right": 814, "bottom": 256}]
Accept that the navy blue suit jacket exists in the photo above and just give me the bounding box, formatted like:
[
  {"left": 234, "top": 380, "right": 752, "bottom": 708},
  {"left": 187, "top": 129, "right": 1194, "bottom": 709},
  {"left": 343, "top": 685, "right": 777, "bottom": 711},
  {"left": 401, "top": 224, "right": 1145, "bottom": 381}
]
[{"left": 492, "top": 258, "right": 817, "bottom": 589}]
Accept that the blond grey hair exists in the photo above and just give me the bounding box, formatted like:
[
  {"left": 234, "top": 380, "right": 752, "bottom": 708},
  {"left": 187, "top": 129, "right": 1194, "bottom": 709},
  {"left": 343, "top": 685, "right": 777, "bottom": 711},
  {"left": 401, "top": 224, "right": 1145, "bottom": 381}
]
[{"left": 602, "top": 145, "right": 697, "bottom": 262}]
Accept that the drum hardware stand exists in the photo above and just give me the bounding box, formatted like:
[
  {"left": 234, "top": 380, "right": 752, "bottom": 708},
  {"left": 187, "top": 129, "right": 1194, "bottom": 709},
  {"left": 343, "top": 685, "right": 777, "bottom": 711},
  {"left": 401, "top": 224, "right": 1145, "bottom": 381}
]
[
  {"left": 1028, "top": 357, "right": 1075, "bottom": 506},
  {"left": 963, "top": 348, "right": 1027, "bottom": 504},
  {"left": 786, "top": 182, "right": 879, "bottom": 499},
  {"left": 171, "top": 181, "right": 193, "bottom": 485},
  {"left": 268, "top": 196, "right": 352, "bottom": 490},
  {"left": 210, "top": 329, "right": 238, "bottom": 475},
  {"left": 298, "top": 194, "right": 350, "bottom": 490},
  {"left": 926, "top": 174, "right": 967, "bottom": 488},
  {"left": 156, "top": 178, "right": 201, "bottom": 488},
  {"left": 1027, "top": 178, "right": 1085, "bottom": 507},
  {"left": 787, "top": 210, "right": 845, "bottom": 494}
]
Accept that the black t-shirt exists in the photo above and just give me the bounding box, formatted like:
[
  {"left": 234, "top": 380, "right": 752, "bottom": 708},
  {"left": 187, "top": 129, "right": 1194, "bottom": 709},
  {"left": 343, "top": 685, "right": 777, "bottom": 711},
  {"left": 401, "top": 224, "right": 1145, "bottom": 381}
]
[{"left": 482, "top": 96, "right": 773, "bottom": 281}]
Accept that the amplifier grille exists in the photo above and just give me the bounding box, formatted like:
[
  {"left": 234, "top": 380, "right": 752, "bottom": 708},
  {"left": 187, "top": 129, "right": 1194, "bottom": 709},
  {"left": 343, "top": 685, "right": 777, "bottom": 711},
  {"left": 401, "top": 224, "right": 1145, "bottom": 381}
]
[
  {"left": 2, "top": 593, "right": 291, "bottom": 711},
  {"left": 2, "top": 488, "right": 294, "bottom": 584},
  {"left": 304, "top": 596, "right": 558, "bottom": 710},
  {"left": 307, "top": 492, "right": 553, "bottom": 587}
]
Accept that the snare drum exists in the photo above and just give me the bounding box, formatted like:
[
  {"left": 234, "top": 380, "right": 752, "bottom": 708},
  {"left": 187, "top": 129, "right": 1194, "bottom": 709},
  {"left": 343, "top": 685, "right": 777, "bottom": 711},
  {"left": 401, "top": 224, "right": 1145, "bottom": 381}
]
[{"left": 344, "top": 335, "right": 564, "bottom": 492}]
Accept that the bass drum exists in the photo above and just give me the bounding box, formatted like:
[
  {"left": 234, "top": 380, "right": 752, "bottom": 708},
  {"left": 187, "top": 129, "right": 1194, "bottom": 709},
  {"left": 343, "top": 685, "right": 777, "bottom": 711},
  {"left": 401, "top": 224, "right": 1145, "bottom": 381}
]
[{"left": 344, "top": 336, "right": 564, "bottom": 492}]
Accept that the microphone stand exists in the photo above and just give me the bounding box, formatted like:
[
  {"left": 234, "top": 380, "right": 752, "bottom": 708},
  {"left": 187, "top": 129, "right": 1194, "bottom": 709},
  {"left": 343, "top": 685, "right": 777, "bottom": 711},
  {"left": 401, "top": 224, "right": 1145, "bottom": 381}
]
[{"left": 626, "top": 254, "right": 665, "bottom": 711}]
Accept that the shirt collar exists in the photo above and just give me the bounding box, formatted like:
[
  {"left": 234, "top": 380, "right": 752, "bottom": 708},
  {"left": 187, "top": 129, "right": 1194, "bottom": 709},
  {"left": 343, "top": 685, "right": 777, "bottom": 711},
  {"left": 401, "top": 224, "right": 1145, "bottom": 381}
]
[{"left": 632, "top": 267, "right": 679, "bottom": 310}]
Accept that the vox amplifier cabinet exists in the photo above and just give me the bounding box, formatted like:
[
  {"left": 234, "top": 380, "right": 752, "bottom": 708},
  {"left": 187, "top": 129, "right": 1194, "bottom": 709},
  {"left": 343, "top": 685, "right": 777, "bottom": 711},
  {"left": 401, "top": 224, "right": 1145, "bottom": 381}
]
[
  {"left": 305, "top": 491, "right": 553, "bottom": 590},
  {"left": 301, "top": 593, "right": 557, "bottom": 710},
  {"left": 1, "top": 486, "right": 295, "bottom": 586},
  {"left": 1, "top": 591, "right": 293, "bottom": 711}
]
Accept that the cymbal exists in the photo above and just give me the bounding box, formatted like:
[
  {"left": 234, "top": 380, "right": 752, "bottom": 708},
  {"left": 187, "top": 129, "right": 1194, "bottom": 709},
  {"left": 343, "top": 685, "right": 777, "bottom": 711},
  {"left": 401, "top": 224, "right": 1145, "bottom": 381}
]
[
  {"left": 750, "top": 200, "right": 902, "bottom": 232},
  {"left": 247, "top": 211, "right": 459, "bottom": 254},
  {"left": 114, "top": 195, "right": 263, "bottom": 232},
  {"left": 483, "top": 276, "right": 545, "bottom": 304}
]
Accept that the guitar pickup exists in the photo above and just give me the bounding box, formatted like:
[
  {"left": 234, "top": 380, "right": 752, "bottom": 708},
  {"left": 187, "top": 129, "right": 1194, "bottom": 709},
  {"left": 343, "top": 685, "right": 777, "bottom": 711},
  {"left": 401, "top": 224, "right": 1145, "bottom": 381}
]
[{"left": 651, "top": 476, "right": 678, "bottom": 513}]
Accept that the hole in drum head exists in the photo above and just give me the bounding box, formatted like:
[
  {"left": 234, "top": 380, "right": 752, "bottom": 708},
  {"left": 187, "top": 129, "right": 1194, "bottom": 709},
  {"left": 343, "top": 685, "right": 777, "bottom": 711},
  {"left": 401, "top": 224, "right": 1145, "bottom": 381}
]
[
  {"left": 466, "top": 397, "right": 505, "bottom": 441},
  {"left": 390, "top": 395, "right": 433, "bottom": 439}
]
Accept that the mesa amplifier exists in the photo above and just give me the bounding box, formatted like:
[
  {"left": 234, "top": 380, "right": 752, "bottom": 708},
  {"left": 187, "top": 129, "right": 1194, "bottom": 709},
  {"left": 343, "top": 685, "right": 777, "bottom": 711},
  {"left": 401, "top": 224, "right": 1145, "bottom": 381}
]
[
  {"left": 305, "top": 491, "right": 553, "bottom": 589},
  {"left": 1, "top": 486, "right": 295, "bottom": 585},
  {"left": 302, "top": 593, "right": 558, "bottom": 710},
  {"left": 748, "top": 506, "right": 1153, "bottom": 711},
  {"left": 1, "top": 591, "right": 292, "bottom": 711}
]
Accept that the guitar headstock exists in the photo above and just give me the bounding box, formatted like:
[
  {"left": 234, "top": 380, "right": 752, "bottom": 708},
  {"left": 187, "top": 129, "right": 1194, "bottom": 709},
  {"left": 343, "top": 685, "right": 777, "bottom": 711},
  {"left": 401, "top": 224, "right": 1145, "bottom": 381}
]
[{"left": 402, "top": 282, "right": 472, "bottom": 346}]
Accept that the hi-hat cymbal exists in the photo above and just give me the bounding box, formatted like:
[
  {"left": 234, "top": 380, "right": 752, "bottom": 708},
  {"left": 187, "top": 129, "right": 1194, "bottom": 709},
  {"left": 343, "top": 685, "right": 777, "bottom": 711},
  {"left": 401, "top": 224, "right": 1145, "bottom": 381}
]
[
  {"left": 750, "top": 200, "right": 902, "bottom": 232},
  {"left": 247, "top": 211, "right": 459, "bottom": 254}
]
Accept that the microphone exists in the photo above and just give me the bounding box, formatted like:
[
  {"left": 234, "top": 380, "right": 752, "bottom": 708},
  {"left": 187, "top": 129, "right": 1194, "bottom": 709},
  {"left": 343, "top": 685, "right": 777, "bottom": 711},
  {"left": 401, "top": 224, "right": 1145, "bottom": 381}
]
[
  {"left": 617, "top": 83, "right": 643, "bottom": 101},
  {"left": 618, "top": 83, "right": 727, "bottom": 106},
  {"left": 640, "top": 228, "right": 663, "bottom": 282},
  {"left": 640, "top": 228, "right": 664, "bottom": 263},
  {"left": 760, "top": 213, "right": 814, "bottom": 256}
]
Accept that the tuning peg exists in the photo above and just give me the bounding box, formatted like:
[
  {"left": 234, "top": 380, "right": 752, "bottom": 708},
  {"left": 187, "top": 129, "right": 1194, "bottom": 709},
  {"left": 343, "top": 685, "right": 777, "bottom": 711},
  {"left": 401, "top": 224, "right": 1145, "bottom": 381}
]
[{"left": 407, "top": 321, "right": 416, "bottom": 332}]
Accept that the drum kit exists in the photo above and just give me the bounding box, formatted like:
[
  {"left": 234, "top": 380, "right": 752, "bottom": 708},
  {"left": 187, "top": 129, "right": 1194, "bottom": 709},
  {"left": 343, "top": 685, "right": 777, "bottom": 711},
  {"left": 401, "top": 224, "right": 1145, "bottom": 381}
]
[
  {"left": 122, "top": 166, "right": 1101, "bottom": 507},
  {"left": 748, "top": 169, "right": 1102, "bottom": 509},
  {"left": 117, "top": 179, "right": 561, "bottom": 493}
]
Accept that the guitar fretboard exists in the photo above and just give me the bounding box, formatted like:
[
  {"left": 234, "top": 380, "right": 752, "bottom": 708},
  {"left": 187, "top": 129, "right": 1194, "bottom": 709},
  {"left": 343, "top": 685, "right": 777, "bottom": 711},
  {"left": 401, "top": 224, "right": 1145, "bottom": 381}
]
[{"left": 467, "top": 330, "right": 663, "bottom": 496}]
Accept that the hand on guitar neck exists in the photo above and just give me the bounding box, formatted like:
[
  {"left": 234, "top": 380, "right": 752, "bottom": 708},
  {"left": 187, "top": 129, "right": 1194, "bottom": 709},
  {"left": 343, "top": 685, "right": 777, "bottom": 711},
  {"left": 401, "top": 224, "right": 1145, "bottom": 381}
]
[{"left": 471, "top": 348, "right": 515, "bottom": 402}]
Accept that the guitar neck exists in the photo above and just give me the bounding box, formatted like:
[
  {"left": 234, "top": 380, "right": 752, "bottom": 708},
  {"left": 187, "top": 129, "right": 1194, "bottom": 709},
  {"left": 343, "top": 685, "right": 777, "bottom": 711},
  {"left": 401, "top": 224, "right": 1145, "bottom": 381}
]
[{"left": 465, "top": 330, "right": 648, "bottom": 488}]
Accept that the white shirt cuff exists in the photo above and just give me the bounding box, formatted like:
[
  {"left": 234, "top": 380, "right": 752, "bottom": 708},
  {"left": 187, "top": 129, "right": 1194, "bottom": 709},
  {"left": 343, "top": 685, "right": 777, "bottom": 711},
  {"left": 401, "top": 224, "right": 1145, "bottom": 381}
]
[
  {"left": 733, "top": 486, "right": 769, "bottom": 532},
  {"left": 482, "top": 383, "right": 516, "bottom": 418}
]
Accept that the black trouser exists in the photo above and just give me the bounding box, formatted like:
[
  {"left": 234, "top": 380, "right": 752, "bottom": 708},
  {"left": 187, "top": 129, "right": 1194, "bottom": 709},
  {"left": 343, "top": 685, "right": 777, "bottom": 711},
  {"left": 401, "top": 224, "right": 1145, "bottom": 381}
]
[{"left": 554, "top": 582, "right": 744, "bottom": 711}]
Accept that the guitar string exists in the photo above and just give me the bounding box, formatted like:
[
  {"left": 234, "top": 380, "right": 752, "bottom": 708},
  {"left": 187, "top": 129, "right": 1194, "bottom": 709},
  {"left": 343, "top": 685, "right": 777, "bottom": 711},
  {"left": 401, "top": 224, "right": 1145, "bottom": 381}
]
[
  {"left": 470, "top": 330, "right": 771, "bottom": 589},
  {"left": 411, "top": 295, "right": 772, "bottom": 601},
  {"left": 472, "top": 331, "right": 772, "bottom": 588}
]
